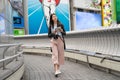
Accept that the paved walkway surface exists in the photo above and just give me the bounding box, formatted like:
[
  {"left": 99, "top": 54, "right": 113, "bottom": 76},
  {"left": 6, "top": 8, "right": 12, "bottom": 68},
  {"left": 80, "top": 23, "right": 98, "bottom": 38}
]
[{"left": 23, "top": 54, "right": 120, "bottom": 80}]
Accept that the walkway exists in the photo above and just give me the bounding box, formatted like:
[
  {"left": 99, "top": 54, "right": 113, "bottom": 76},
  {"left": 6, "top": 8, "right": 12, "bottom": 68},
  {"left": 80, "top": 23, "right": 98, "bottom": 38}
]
[{"left": 23, "top": 54, "right": 120, "bottom": 80}]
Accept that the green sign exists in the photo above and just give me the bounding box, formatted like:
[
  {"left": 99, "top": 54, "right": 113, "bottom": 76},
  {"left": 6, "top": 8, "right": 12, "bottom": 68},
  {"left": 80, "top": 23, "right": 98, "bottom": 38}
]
[
  {"left": 112, "top": 0, "right": 116, "bottom": 22},
  {"left": 14, "top": 29, "right": 25, "bottom": 36},
  {"left": 116, "top": 0, "right": 120, "bottom": 23}
]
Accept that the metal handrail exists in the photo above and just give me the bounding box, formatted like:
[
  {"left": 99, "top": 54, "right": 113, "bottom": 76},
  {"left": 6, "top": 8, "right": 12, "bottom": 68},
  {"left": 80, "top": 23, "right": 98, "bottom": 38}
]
[
  {"left": 0, "top": 43, "right": 22, "bottom": 48},
  {"left": 0, "top": 51, "right": 23, "bottom": 63},
  {"left": 0, "top": 43, "right": 23, "bottom": 69},
  {"left": 13, "top": 26, "right": 120, "bottom": 38}
]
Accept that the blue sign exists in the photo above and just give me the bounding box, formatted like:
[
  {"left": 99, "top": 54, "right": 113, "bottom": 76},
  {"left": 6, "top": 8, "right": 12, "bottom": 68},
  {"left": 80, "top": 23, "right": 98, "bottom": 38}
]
[
  {"left": 13, "top": 17, "right": 24, "bottom": 28},
  {"left": 76, "top": 11, "right": 102, "bottom": 30}
]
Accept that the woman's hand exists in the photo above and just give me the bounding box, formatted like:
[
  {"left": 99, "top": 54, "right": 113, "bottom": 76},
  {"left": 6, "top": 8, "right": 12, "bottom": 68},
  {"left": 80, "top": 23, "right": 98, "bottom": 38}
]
[
  {"left": 57, "top": 27, "right": 63, "bottom": 32},
  {"left": 52, "top": 30, "right": 57, "bottom": 34}
]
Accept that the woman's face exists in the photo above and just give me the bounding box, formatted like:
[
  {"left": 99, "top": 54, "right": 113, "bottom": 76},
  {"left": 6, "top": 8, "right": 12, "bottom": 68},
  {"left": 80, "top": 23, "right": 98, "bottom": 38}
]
[{"left": 52, "top": 14, "right": 57, "bottom": 22}]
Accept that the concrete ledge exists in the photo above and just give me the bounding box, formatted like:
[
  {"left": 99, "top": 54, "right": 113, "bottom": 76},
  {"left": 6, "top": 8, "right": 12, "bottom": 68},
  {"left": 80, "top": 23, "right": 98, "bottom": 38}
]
[
  {"left": 65, "top": 51, "right": 88, "bottom": 62},
  {"left": 88, "top": 56, "right": 120, "bottom": 72},
  {"left": 0, "top": 57, "right": 24, "bottom": 80},
  {"left": 23, "top": 48, "right": 50, "bottom": 54},
  {"left": 5, "top": 64, "right": 24, "bottom": 80},
  {"left": 23, "top": 48, "right": 120, "bottom": 76}
]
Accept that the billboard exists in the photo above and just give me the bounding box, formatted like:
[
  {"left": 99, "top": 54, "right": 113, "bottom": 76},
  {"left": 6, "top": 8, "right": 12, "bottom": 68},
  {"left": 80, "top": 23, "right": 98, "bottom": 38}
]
[
  {"left": 111, "top": 0, "right": 116, "bottom": 22},
  {"left": 101, "top": 0, "right": 112, "bottom": 26},
  {"left": 13, "top": 16, "right": 24, "bottom": 28},
  {"left": 75, "top": 11, "right": 102, "bottom": 30},
  {"left": 14, "top": 29, "right": 25, "bottom": 36},
  {"left": 0, "top": 13, "right": 5, "bottom": 34},
  {"left": 73, "top": 0, "right": 101, "bottom": 10},
  {"left": 116, "top": 0, "right": 120, "bottom": 24},
  {"left": 9, "top": 0, "right": 24, "bottom": 28},
  {"left": 28, "top": 0, "right": 70, "bottom": 34}
]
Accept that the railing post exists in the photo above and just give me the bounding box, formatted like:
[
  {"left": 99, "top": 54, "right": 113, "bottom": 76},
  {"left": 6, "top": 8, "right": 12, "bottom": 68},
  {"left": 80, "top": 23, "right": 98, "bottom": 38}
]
[
  {"left": 15, "top": 44, "right": 21, "bottom": 61},
  {"left": 15, "top": 46, "right": 19, "bottom": 61},
  {"left": 3, "top": 47, "right": 10, "bottom": 70}
]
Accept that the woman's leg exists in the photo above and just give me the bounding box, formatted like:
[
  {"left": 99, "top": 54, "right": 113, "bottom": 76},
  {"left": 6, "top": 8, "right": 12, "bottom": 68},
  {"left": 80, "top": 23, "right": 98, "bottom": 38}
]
[
  {"left": 58, "top": 65, "right": 60, "bottom": 70},
  {"left": 57, "top": 38, "right": 64, "bottom": 65},
  {"left": 51, "top": 42, "right": 59, "bottom": 66},
  {"left": 54, "top": 64, "right": 59, "bottom": 72},
  {"left": 54, "top": 64, "right": 60, "bottom": 77},
  {"left": 51, "top": 42, "right": 59, "bottom": 76},
  {"left": 54, "top": 64, "right": 61, "bottom": 77},
  {"left": 51, "top": 38, "right": 63, "bottom": 76},
  {"left": 58, "top": 65, "right": 61, "bottom": 73},
  {"left": 55, "top": 64, "right": 60, "bottom": 71}
]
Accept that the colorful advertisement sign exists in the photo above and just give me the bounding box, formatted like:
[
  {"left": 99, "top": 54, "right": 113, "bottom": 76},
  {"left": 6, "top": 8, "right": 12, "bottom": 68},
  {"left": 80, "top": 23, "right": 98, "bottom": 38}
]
[
  {"left": 116, "top": 0, "right": 120, "bottom": 24},
  {"left": 13, "top": 16, "right": 24, "bottom": 28},
  {"left": 101, "top": 0, "right": 112, "bottom": 27},
  {"left": 76, "top": 11, "right": 102, "bottom": 30},
  {"left": 28, "top": 0, "right": 70, "bottom": 34},
  {"left": 9, "top": 0, "right": 24, "bottom": 28},
  {"left": 74, "top": 0, "right": 101, "bottom": 10},
  {"left": 0, "top": 13, "right": 5, "bottom": 34},
  {"left": 14, "top": 29, "right": 25, "bottom": 36},
  {"left": 111, "top": 0, "right": 116, "bottom": 22},
  {"left": 91, "top": 0, "right": 101, "bottom": 9}
]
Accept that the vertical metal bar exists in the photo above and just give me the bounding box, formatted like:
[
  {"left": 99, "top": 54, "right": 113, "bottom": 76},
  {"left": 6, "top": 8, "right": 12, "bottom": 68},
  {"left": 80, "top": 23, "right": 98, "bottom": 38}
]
[
  {"left": 86, "top": 55, "right": 92, "bottom": 68},
  {"left": 15, "top": 44, "right": 21, "bottom": 61},
  {"left": 3, "top": 49, "right": 5, "bottom": 70},
  {"left": 19, "top": 44, "right": 22, "bottom": 57},
  {"left": 3, "top": 47, "right": 9, "bottom": 70},
  {"left": 15, "top": 46, "right": 19, "bottom": 61}
]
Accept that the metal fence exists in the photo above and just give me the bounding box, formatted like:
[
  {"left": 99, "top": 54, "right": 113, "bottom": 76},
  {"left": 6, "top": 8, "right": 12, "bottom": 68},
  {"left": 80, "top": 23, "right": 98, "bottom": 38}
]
[{"left": 14, "top": 26, "right": 120, "bottom": 57}]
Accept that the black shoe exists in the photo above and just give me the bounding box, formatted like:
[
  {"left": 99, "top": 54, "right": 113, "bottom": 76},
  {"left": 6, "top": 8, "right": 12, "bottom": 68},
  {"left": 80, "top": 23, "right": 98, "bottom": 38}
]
[{"left": 55, "top": 74, "right": 58, "bottom": 77}]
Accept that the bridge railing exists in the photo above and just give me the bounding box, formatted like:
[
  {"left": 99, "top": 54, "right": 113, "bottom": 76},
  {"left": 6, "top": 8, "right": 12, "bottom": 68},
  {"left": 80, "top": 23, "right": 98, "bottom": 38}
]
[
  {"left": 14, "top": 27, "right": 120, "bottom": 57},
  {"left": 0, "top": 43, "right": 23, "bottom": 70}
]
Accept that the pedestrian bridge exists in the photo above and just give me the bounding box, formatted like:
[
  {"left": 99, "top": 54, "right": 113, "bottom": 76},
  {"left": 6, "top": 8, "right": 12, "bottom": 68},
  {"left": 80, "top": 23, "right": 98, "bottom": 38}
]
[{"left": 0, "top": 28, "right": 120, "bottom": 80}]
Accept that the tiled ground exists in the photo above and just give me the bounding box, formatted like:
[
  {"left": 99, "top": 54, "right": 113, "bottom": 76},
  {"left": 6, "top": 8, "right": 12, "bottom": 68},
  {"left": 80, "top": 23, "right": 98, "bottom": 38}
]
[{"left": 23, "top": 54, "right": 120, "bottom": 80}]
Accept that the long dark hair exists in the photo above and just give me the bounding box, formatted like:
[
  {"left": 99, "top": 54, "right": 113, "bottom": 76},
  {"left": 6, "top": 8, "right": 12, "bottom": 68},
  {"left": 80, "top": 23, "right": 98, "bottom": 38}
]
[{"left": 49, "top": 13, "right": 61, "bottom": 29}]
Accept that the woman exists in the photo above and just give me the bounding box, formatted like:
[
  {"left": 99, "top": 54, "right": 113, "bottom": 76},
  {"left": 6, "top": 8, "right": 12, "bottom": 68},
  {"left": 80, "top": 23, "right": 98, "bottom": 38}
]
[{"left": 48, "top": 13, "right": 66, "bottom": 77}]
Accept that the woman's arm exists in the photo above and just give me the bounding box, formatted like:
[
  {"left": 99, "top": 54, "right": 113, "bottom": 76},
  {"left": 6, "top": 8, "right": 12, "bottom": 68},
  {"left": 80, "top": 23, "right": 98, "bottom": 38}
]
[{"left": 60, "top": 24, "right": 66, "bottom": 36}]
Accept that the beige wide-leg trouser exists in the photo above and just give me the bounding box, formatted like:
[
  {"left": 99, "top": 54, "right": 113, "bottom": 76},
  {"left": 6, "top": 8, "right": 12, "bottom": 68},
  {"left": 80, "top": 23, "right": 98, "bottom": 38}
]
[{"left": 50, "top": 37, "right": 64, "bottom": 65}]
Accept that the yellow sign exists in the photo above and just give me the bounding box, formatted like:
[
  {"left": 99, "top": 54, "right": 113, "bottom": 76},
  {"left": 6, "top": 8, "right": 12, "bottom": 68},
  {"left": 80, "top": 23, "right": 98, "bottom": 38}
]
[{"left": 101, "top": 0, "right": 112, "bottom": 27}]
